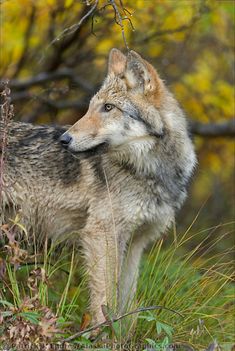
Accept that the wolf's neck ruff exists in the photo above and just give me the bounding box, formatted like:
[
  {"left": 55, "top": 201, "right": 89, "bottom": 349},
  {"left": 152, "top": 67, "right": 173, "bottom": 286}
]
[{"left": 108, "top": 137, "right": 158, "bottom": 175}]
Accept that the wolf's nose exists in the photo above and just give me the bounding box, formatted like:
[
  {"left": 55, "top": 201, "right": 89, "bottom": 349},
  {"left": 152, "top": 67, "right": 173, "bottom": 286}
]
[{"left": 59, "top": 133, "right": 72, "bottom": 147}]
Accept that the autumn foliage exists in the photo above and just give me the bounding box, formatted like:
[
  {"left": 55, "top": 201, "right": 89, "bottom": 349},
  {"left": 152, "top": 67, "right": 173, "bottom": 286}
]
[{"left": 0, "top": 0, "right": 234, "bottom": 349}]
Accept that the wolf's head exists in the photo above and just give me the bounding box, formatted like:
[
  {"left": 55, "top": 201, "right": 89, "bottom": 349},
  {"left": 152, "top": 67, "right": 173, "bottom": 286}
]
[
  {"left": 60, "top": 49, "right": 190, "bottom": 162},
  {"left": 59, "top": 49, "right": 169, "bottom": 153}
]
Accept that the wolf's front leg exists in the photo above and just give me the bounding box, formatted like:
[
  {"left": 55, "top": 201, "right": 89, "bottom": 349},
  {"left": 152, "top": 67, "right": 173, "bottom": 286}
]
[
  {"left": 81, "top": 220, "right": 125, "bottom": 326},
  {"left": 119, "top": 225, "right": 157, "bottom": 313},
  {"left": 119, "top": 235, "right": 145, "bottom": 313}
]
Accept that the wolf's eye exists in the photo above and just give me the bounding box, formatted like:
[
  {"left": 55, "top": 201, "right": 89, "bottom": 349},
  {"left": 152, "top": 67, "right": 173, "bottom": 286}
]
[{"left": 104, "top": 103, "right": 114, "bottom": 112}]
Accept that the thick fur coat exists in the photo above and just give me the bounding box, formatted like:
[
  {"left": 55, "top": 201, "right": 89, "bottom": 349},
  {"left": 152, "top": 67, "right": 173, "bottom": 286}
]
[{"left": 0, "top": 49, "right": 196, "bottom": 325}]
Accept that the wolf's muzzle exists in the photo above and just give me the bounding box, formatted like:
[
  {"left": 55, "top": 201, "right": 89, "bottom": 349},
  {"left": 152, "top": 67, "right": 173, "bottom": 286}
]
[{"left": 59, "top": 133, "right": 72, "bottom": 147}]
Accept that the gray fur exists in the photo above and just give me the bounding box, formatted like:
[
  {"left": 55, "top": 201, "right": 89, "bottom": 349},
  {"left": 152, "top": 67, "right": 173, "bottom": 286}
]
[{"left": 0, "top": 49, "right": 196, "bottom": 328}]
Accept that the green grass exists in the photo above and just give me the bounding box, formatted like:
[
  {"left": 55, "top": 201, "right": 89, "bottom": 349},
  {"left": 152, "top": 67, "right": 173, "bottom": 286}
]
[{"left": 0, "top": 221, "right": 234, "bottom": 350}]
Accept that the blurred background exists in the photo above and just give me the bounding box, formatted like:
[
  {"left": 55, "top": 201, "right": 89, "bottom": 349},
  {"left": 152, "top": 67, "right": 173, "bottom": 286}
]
[{"left": 1, "top": 0, "right": 234, "bottom": 258}]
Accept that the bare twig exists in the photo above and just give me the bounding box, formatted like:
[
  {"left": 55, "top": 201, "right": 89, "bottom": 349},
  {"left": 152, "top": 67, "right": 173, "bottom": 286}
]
[
  {"left": 50, "top": 0, "right": 99, "bottom": 46},
  {"left": 109, "top": 0, "right": 130, "bottom": 50},
  {"left": 97, "top": 0, "right": 133, "bottom": 50},
  {"left": 62, "top": 304, "right": 183, "bottom": 342},
  {"left": 41, "top": 2, "right": 99, "bottom": 72}
]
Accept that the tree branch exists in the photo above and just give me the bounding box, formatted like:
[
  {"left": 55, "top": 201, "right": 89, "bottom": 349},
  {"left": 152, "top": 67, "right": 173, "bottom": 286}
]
[
  {"left": 44, "top": 1, "right": 99, "bottom": 72},
  {"left": 9, "top": 69, "right": 93, "bottom": 93},
  {"left": 11, "top": 5, "right": 36, "bottom": 78},
  {"left": 35, "top": 96, "right": 87, "bottom": 111},
  {"left": 62, "top": 304, "right": 183, "bottom": 342},
  {"left": 137, "top": 21, "right": 198, "bottom": 44},
  {"left": 190, "top": 120, "right": 235, "bottom": 138},
  {"left": 6, "top": 75, "right": 235, "bottom": 138},
  {"left": 50, "top": 0, "right": 99, "bottom": 45},
  {"left": 109, "top": 0, "right": 131, "bottom": 50}
]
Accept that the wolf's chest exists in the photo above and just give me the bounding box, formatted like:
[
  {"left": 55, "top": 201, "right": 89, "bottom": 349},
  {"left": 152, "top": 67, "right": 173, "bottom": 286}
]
[{"left": 115, "top": 177, "right": 173, "bottom": 225}]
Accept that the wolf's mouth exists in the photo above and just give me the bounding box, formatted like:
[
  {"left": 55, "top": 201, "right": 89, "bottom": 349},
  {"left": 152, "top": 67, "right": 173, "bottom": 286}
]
[{"left": 68, "top": 142, "right": 109, "bottom": 158}]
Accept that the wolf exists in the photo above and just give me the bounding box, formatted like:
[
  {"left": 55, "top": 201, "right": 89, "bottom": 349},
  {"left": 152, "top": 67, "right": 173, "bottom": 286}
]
[{"left": 0, "top": 49, "right": 196, "bottom": 327}]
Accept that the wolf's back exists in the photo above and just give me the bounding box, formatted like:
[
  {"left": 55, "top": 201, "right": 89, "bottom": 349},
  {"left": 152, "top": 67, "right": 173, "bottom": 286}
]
[
  {"left": 0, "top": 121, "right": 88, "bottom": 242},
  {"left": 0, "top": 121, "right": 82, "bottom": 184}
]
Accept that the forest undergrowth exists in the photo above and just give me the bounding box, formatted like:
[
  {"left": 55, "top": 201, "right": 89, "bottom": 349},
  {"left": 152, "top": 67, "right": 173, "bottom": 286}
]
[{"left": 0, "top": 217, "right": 234, "bottom": 351}]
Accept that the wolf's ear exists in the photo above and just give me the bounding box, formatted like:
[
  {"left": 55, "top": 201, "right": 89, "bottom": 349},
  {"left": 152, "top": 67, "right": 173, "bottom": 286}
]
[
  {"left": 108, "top": 48, "right": 127, "bottom": 75},
  {"left": 125, "top": 50, "right": 162, "bottom": 95}
]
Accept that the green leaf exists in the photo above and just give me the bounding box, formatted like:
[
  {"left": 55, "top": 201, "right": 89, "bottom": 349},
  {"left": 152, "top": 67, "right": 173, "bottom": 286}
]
[
  {"left": 138, "top": 314, "right": 156, "bottom": 322},
  {"left": 18, "top": 311, "right": 41, "bottom": 324},
  {"left": 161, "top": 336, "right": 170, "bottom": 348},
  {"left": 156, "top": 321, "right": 162, "bottom": 335},
  {"left": 156, "top": 321, "right": 173, "bottom": 338},
  {"left": 160, "top": 322, "right": 173, "bottom": 338},
  {"left": 73, "top": 336, "right": 93, "bottom": 345},
  {"left": 0, "top": 299, "right": 14, "bottom": 308},
  {"left": 111, "top": 320, "right": 121, "bottom": 338},
  {"left": 145, "top": 338, "right": 158, "bottom": 347}
]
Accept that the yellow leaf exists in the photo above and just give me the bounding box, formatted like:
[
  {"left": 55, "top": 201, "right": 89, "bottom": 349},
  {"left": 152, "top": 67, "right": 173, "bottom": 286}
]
[{"left": 65, "top": 0, "right": 73, "bottom": 8}]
